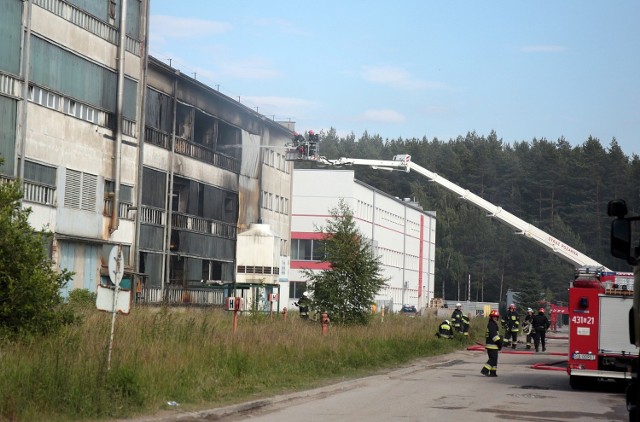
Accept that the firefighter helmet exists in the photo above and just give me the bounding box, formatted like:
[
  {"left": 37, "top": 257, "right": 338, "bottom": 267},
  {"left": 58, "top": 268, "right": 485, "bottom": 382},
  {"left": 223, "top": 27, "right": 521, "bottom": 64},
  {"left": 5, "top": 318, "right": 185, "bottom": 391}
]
[
  {"left": 456, "top": 303, "right": 462, "bottom": 308},
  {"left": 539, "top": 307, "right": 545, "bottom": 313},
  {"left": 489, "top": 309, "right": 500, "bottom": 318},
  {"left": 302, "top": 291, "right": 309, "bottom": 297},
  {"left": 527, "top": 307, "right": 533, "bottom": 313},
  {"left": 444, "top": 320, "right": 450, "bottom": 325},
  {"left": 508, "top": 303, "right": 515, "bottom": 309}
]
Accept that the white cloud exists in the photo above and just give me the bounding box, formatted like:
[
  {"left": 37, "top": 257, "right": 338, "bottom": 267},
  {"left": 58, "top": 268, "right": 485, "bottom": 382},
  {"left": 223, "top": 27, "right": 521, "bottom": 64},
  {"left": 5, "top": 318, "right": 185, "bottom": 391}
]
[
  {"left": 521, "top": 45, "right": 567, "bottom": 53},
  {"left": 362, "top": 66, "right": 444, "bottom": 90},
  {"left": 150, "top": 15, "right": 232, "bottom": 43},
  {"left": 358, "top": 109, "right": 406, "bottom": 124}
]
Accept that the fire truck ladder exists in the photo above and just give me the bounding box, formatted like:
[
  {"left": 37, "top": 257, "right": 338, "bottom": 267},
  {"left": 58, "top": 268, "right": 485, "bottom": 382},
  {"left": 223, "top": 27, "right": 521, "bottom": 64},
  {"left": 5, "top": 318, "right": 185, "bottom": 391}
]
[{"left": 291, "top": 151, "right": 608, "bottom": 271}]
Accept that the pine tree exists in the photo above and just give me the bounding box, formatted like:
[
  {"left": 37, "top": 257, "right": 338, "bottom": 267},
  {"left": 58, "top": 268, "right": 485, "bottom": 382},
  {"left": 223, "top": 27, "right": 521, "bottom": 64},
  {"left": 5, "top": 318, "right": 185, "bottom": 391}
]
[{"left": 303, "top": 200, "right": 388, "bottom": 325}]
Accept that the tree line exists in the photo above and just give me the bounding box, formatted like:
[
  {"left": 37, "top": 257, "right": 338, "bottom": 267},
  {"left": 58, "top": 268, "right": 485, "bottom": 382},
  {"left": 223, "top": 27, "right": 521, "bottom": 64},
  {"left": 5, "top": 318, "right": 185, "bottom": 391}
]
[{"left": 299, "top": 129, "right": 640, "bottom": 305}]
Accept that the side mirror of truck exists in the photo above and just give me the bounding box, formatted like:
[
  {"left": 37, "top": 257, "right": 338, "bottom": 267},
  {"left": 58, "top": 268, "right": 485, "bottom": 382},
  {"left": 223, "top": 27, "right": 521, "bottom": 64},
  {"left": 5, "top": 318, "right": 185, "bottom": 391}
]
[
  {"left": 609, "top": 199, "right": 640, "bottom": 266},
  {"left": 611, "top": 218, "right": 635, "bottom": 265}
]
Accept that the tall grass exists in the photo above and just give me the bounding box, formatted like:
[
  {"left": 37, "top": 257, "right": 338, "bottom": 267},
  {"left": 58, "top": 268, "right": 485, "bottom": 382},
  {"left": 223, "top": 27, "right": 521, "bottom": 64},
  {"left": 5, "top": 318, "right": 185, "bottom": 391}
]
[{"left": 0, "top": 307, "right": 481, "bottom": 421}]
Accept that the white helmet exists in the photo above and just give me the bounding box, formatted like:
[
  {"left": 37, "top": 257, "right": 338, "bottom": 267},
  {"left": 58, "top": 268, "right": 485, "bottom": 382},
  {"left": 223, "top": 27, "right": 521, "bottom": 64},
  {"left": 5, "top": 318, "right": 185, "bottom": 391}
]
[
  {"left": 456, "top": 303, "right": 462, "bottom": 308},
  {"left": 302, "top": 292, "right": 309, "bottom": 297},
  {"left": 527, "top": 307, "right": 533, "bottom": 313},
  {"left": 444, "top": 320, "right": 450, "bottom": 325}
]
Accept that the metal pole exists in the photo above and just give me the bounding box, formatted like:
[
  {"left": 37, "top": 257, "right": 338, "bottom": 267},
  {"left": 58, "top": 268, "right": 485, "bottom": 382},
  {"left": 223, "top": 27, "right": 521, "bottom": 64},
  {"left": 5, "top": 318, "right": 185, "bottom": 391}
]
[
  {"left": 161, "top": 77, "right": 178, "bottom": 298},
  {"left": 133, "top": 0, "right": 151, "bottom": 282},
  {"left": 109, "top": 0, "right": 128, "bottom": 234},
  {"left": 107, "top": 244, "right": 123, "bottom": 371},
  {"left": 17, "top": 0, "right": 33, "bottom": 200}
]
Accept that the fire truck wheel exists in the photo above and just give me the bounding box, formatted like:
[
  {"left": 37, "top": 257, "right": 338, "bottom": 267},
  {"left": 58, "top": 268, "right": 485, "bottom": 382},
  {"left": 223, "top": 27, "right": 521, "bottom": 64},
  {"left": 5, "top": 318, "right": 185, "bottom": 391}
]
[
  {"left": 626, "top": 381, "right": 639, "bottom": 422},
  {"left": 569, "top": 375, "right": 592, "bottom": 390}
]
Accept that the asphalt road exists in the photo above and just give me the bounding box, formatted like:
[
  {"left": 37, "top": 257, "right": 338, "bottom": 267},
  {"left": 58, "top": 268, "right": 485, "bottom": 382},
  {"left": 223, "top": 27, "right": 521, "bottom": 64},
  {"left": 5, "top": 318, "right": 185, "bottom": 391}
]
[{"left": 130, "top": 330, "right": 628, "bottom": 422}]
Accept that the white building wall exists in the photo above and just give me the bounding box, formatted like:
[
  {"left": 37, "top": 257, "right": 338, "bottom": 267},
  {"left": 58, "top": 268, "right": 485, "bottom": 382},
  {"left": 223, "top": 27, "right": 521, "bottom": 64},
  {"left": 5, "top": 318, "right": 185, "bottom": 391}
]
[{"left": 290, "top": 169, "right": 436, "bottom": 312}]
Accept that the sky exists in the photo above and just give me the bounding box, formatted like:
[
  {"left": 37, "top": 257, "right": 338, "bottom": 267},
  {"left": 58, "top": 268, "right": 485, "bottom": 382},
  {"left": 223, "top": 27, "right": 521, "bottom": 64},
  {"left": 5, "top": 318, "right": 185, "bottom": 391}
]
[{"left": 148, "top": 1, "right": 640, "bottom": 157}]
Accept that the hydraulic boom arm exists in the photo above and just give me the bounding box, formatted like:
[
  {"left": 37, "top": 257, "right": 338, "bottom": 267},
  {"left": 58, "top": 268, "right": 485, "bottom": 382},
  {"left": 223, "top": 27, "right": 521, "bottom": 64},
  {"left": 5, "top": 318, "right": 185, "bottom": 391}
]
[{"left": 312, "top": 153, "right": 608, "bottom": 270}]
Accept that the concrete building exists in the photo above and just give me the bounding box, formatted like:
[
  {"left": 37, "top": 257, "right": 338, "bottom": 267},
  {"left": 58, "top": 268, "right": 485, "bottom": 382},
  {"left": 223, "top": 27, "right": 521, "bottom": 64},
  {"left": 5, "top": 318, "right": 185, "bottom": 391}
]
[
  {"left": 288, "top": 168, "right": 436, "bottom": 312},
  {"left": 1, "top": 0, "right": 293, "bottom": 308}
]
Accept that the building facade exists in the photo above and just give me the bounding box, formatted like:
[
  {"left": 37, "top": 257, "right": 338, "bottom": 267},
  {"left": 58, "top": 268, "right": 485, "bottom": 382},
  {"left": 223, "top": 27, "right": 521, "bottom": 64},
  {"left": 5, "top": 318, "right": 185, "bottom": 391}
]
[
  {"left": 0, "top": 0, "right": 293, "bottom": 307},
  {"left": 288, "top": 168, "right": 436, "bottom": 312}
]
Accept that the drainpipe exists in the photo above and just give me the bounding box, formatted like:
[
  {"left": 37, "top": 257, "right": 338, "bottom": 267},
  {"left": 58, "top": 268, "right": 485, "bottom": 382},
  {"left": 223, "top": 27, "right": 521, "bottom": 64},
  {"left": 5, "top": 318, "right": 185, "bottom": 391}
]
[
  {"left": 161, "top": 76, "right": 178, "bottom": 297},
  {"left": 133, "top": 0, "right": 150, "bottom": 276},
  {"left": 110, "top": 0, "right": 128, "bottom": 234},
  {"left": 17, "top": 0, "right": 33, "bottom": 202},
  {"left": 401, "top": 201, "right": 407, "bottom": 306}
]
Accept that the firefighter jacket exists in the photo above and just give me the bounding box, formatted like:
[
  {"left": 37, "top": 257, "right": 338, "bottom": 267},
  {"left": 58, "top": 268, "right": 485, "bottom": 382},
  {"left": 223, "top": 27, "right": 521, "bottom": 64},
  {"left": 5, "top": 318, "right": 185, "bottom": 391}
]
[
  {"left": 438, "top": 321, "right": 454, "bottom": 338},
  {"left": 485, "top": 318, "right": 502, "bottom": 350},
  {"left": 503, "top": 310, "right": 520, "bottom": 333},
  {"left": 523, "top": 314, "right": 533, "bottom": 334},
  {"left": 532, "top": 313, "right": 550, "bottom": 331},
  {"left": 451, "top": 308, "right": 464, "bottom": 330}
]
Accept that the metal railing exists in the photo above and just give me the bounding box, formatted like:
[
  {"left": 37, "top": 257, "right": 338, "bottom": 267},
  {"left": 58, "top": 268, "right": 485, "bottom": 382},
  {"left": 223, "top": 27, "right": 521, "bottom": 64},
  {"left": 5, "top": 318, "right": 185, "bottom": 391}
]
[
  {"left": 139, "top": 286, "right": 225, "bottom": 306},
  {"left": 34, "top": 0, "right": 141, "bottom": 55},
  {"left": 23, "top": 181, "right": 56, "bottom": 206},
  {"left": 103, "top": 198, "right": 133, "bottom": 219},
  {"left": 139, "top": 205, "right": 165, "bottom": 225},
  {"left": 145, "top": 126, "right": 240, "bottom": 173},
  {"left": 171, "top": 211, "right": 237, "bottom": 239}
]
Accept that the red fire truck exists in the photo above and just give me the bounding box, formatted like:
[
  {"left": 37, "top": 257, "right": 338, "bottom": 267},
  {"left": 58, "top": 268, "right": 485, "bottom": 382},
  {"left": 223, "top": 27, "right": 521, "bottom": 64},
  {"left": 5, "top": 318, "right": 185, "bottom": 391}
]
[
  {"left": 285, "top": 143, "right": 639, "bottom": 388},
  {"left": 567, "top": 266, "right": 635, "bottom": 388}
]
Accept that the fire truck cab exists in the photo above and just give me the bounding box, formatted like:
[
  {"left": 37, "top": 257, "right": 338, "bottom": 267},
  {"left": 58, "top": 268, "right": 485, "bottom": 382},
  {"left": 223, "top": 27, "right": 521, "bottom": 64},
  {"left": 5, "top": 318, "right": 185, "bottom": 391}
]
[{"left": 567, "top": 266, "right": 636, "bottom": 388}]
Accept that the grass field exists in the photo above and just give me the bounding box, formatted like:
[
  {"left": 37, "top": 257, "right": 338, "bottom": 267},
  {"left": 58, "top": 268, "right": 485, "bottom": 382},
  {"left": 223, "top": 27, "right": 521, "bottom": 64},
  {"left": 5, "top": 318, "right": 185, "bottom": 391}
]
[{"left": 0, "top": 306, "right": 482, "bottom": 421}]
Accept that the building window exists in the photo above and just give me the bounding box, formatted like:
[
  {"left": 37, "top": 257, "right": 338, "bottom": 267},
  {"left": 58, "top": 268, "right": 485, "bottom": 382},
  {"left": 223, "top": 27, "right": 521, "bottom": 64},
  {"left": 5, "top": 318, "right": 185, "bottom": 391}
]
[
  {"left": 291, "top": 239, "right": 325, "bottom": 261},
  {"left": 289, "top": 281, "right": 307, "bottom": 299}
]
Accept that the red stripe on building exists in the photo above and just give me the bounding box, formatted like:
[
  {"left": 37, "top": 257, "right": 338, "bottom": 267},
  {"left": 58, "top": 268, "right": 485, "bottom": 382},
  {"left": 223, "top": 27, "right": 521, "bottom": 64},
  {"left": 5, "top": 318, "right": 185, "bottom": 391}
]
[
  {"left": 291, "top": 231, "right": 325, "bottom": 240},
  {"left": 290, "top": 260, "right": 331, "bottom": 270}
]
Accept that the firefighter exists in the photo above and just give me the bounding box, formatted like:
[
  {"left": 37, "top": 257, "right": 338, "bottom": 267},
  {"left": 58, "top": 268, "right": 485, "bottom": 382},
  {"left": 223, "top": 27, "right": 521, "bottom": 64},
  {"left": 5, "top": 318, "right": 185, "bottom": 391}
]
[
  {"left": 451, "top": 303, "right": 464, "bottom": 333},
  {"left": 481, "top": 309, "right": 502, "bottom": 377},
  {"left": 436, "top": 320, "right": 454, "bottom": 339},
  {"left": 292, "top": 132, "right": 305, "bottom": 146},
  {"left": 294, "top": 291, "right": 311, "bottom": 319},
  {"left": 532, "top": 307, "right": 550, "bottom": 352},
  {"left": 523, "top": 307, "right": 534, "bottom": 349},
  {"left": 461, "top": 313, "right": 470, "bottom": 336},
  {"left": 307, "top": 130, "right": 319, "bottom": 157},
  {"left": 502, "top": 303, "right": 520, "bottom": 349}
]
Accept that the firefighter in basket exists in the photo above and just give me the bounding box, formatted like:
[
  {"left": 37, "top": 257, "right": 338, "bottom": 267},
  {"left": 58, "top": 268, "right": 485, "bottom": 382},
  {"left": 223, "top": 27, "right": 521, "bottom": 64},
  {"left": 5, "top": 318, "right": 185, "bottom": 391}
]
[
  {"left": 294, "top": 291, "right": 311, "bottom": 320},
  {"left": 501, "top": 303, "right": 520, "bottom": 349},
  {"left": 451, "top": 303, "right": 464, "bottom": 333},
  {"left": 481, "top": 309, "right": 502, "bottom": 377},
  {"left": 522, "top": 307, "right": 534, "bottom": 349},
  {"left": 436, "top": 320, "right": 454, "bottom": 339}
]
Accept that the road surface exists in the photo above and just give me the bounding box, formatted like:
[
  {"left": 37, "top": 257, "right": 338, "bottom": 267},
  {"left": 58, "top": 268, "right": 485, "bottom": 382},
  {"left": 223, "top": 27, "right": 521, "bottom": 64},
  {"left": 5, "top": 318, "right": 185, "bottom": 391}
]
[{"left": 130, "top": 330, "right": 628, "bottom": 422}]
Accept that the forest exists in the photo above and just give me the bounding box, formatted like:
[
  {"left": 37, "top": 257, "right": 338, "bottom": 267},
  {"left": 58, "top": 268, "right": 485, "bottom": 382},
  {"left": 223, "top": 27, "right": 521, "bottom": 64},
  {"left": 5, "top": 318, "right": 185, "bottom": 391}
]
[{"left": 297, "top": 129, "right": 640, "bottom": 307}]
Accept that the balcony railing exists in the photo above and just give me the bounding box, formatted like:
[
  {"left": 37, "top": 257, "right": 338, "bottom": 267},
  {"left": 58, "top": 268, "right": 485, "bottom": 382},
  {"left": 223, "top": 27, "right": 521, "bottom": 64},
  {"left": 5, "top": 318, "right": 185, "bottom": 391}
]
[
  {"left": 23, "top": 181, "right": 56, "bottom": 206},
  {"left": 34, "top": 0, "right": 141, "bottom": 56},
  {"left": 171, "top": 211, "right": 237, "bottom": 239},
  {"left": 139, "top": 205, "right": 165, "bottom": 226},
  {"left": 139, "top": 286, "right": 225, "bottom": 306},
  {"left": 145, "top": 126, "right": 240, "bottom": 173},
  {"left": 103, "top": 198, "right": 133, "bottom": 220},
  {"left": 1, "top": 176, "right": 57, "bottom": 207}
]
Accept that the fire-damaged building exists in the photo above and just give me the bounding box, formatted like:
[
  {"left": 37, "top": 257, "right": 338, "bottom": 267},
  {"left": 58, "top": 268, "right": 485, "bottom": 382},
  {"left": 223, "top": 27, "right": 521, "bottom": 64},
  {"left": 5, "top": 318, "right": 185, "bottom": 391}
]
[{"left": 1, "top": 0, "right": 293, "bottom": 310}]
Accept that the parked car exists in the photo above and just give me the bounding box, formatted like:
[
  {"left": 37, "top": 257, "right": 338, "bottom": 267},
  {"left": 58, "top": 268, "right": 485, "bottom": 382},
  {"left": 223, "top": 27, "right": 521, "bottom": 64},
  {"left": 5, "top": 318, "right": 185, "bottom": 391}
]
[{"left": 400, "top": 305, "right": 418, "bottom": 317}]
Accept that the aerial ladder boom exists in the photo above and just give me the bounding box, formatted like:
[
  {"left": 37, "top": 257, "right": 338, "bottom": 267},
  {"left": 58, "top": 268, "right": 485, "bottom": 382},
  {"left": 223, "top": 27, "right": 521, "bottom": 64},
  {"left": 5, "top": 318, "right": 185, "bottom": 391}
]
[{"left": 311, "top": 153, "right": 608, "bottom": 271}]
